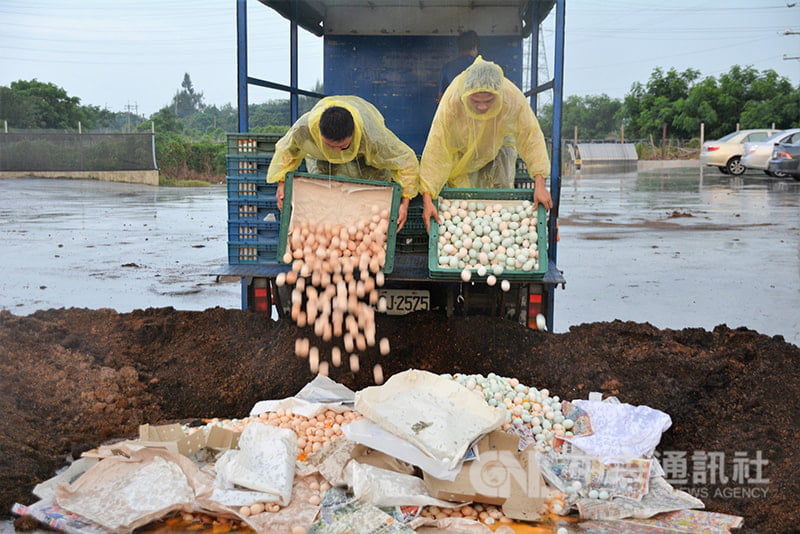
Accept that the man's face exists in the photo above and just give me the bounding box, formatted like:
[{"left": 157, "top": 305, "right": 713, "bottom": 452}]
[
  {"left": 321, "top": 135, "right": 352, "bottom": 152},
  {"left": 467, "top": 92, "right": 496, "bottom": 115}
]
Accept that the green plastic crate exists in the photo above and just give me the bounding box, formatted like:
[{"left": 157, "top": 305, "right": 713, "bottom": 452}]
[
  {"left": 429, "top": 188, "right": 548, "bottom": 280},
  {"left": 226, "top": 133, "right": 282, "bottom": 155},
  {"left": 277, "top": 172, "right": 402, "bottom": 273}
]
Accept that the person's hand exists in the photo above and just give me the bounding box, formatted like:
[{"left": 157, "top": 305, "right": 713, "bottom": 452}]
[
  {"left": 396, "top": 197, "right": 410, "bottom": 233},
  {"left": 532, "top": 174, "right": 553, "bottom": 210},
  {"left": 422, "top": 193, "right": 442, "bottom": 234},
  {"left": 276, "top": 181, "right": 285, "bottom": 211}
]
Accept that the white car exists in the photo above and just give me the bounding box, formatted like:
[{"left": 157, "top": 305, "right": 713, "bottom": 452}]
[
  {"left": 742, "top": 128, "right": 800, "bottom": 177},
  {"left": 700, "top": 129, "right": 781, "bottom": 175}
]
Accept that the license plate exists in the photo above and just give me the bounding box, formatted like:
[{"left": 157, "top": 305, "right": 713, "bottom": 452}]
[{"left": 378, "top": 289, "right": 430, "bottom": 315}]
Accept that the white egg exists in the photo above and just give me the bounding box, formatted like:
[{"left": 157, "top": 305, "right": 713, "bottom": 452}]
[
  {"left": 501, "top": 280, "right": 510, "bottom": 292},
  {"left": 486, "top": 275, "right": 496, "bottom": 286}
]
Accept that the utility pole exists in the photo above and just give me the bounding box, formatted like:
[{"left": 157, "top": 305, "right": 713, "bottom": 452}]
[{"left": 124, "top": 102, "right": 133, "bottom": 132}]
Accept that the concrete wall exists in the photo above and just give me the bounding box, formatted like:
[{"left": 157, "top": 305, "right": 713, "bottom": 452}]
[{"left": 0, "top": 170, "right": 159, "bottom": 186}]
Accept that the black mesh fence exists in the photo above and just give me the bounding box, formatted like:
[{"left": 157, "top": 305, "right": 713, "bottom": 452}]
[{"left": 0, "top": 133, "right": 156, "bottom": 172}]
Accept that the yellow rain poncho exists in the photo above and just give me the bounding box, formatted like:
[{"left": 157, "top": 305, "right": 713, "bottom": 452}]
[
  {"left": 266, "top": 96, "right": 419, "bottom": 199},
  {"left": 419, "top": 56, "right": 550, "bottom": 197}
]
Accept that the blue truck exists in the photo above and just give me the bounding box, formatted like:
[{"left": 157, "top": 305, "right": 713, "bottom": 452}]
[{"left": 220, "top": 0, "right": 566, "bottom": 331}]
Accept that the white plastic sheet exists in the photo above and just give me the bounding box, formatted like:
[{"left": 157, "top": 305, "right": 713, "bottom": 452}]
[
  {"left": 355, "top": 369, "right": 505, "bottom": 470},
  {"left": 54, "top": 448, "right": 205, "bottom": 532},
  {"left": 564, "top": 397, "right": 672, "bottom": 461},
  {"left": 342, "top": 418, "right": 463, "bottom": 481},
  {"left": 213, "top": 422, "right": 297, "bottom": 506},
  {"left": 250, "top": 375, "right": 355, "bottom": 418},
  {"left": 345, "top": 461, "right": 456, "bottom": 508}
]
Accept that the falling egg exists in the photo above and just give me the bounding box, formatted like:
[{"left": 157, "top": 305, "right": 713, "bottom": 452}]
[
  {"left": 373, "top": 364, "right": 384, "bottom": 384},
  {"left": 379, "top": 337, "right": 390, "bottom": 355}
]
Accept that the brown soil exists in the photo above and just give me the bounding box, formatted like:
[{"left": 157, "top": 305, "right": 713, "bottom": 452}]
[{"left": 0, "top": 308, "right": 798, "bottom": 533}]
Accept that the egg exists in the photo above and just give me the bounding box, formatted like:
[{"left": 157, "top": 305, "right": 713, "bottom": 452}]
[
  {"left": 309, "top": 347, "right": 319, "bottom": 373},
  {"left": 486, "top": 275, "right": 496, "bottom": 286},
  {"left": 461, "top": 268, "right": 472, "bottom": 282},
  {"left": 373, "top": 364, "right": 384, "bottom": 384},
  {"left": 349, "top": 354, "right": 360, "bottom": 372},
  {"left": 500, "top": 279, "right": 510, "bottom": 292},
  {"left": 379, "top": 337, "right": 391, "bottom": 355},
  {"left": 331, "top": 347, "right": 342, "bottom": 367}
]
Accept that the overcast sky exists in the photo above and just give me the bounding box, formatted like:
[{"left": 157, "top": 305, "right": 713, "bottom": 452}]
[{"left": 1, "top": 0, "right": 797, "bottom": 119}]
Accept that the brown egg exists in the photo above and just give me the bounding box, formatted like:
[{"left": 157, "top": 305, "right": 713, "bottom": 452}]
[
  {"left": 296, "top": 311, "right": 307, "bottom": 328},
  {"left": 356, "top": 334, "right": 367, "bottom": 352},
  {"left": 375, "top": 271, "right": 385, "bottom": 287},
  {"left": 379, "top": 338, "right": 391, "bottom": 355},
  {"left": 322, "top": 322, "right": 333, "bottom": 342},
  {"left": 331, "top": 347, "right": 342, "bottom": 367},
  {"left": 344, "top": 333, "right": 355, "bottom": 353},
  {"left": 314, "top": 317, "right": 325, "bottom": 337},
  {"left": 373, "top": 364, "right": 384, "bottom": 384},
  {"left": 309, "top": 347, "right": 319, "bottom": 373},
  {"left": 349, "top": 354, "right": 360, "bottom": 372},
  {"left": 286, "top": 270, "right": 298, "bottom": 285},
  {"left": 368, "top": 290, "right": 379, "bottom": 305},
  {"left": 363, "top": 277, "right": 375, "bottom": 293},
  {"left": 318, "top": 361, "right": 329, "bottom": 377}
]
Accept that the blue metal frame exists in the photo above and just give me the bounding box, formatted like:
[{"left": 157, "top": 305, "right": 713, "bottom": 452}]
[
  {"left": 236, "top": 0, "right": 325, "bottom": 133},
  {"left": 233, "top": 0, "right": 567, "bottom": 330}
]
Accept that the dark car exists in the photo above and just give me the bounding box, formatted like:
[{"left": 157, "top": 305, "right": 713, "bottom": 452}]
[{"left": 767, "top": 143, "right": 800, "bottom": 180}]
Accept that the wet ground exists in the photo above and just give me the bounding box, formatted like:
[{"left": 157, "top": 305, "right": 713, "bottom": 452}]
[{"left": 1, "top": 168, "right": 798, "bottom": 346}]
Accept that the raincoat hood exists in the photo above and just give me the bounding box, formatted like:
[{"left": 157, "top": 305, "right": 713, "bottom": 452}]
[
  {"left": 459, "top": 56, "right": 504, "bottom": 120},
  {"left": 307, "top": 98, "right": 364, "bottom": 164}
]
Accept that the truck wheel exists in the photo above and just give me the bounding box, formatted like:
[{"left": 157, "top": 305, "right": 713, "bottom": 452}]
[{"left": 726, "top": 157, "right": 745, "bottom": 176}]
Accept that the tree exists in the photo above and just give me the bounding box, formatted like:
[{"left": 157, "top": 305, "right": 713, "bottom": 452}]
[
  {"left": 0, "top": 79, "right": 83, "bottom": 129},
  {"left": 538, "top": 94, "right": 623, "bottom": 141},
  {"left": 620, "top": 67, "right": 700, "bottom": 139},
  {"left": 140, "top": 107, "right": 184, "bottom": 134},
  {"left": 171, "top": 73, "right": 204, "bottom": 118}
]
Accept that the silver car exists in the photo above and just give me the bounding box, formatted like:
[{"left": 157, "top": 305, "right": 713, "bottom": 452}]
[
  {"left": 742, "top": 128, "right": 800, "bottom": 177},
  {"left": 700, "top": 129, "right": 781, "bottom": 175}
]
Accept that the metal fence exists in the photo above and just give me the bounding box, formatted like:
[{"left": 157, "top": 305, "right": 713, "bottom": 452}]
[{"left": 0, "top": 133, "right": 156, "bottom": 172}]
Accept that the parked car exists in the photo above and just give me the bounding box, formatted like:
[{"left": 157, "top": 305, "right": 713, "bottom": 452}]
[
  {"left": 700, "top": 129, "right": 781, "bottom": 175},
  {"left": 767, "top": 143, "right": 800, "bottom": 180},
  {"left": 742, "top": 128, "right": 800, "bottom": 177}
]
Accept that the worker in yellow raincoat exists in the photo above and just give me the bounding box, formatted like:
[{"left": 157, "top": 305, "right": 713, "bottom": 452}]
[
  {"left": 267, "top": 95, "right": 420, "bottom": 231},
  {"left": 419, "top": 56, "right": 553, "bottom": 232}
]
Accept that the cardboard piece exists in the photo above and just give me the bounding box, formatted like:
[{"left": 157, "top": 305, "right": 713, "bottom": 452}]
[
  {"left": 422, "top": 430, "right": 546, "bottom": 521},
  {"left": 351, "top": 444, "right": 416, "bottom": 476},
  {"left": 205, "top": 426, "right": 241, "bottom": 450},
  {"left": 138, "top": 423, "right": 206, "bottom": 456}
]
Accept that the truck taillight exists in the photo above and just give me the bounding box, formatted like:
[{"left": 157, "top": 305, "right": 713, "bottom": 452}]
[
  {"left": 527, "top": 293, "right": 543, "bottom": 329},
  {"left": 253, "top": 287, "right": 269, "bottom": 312}
]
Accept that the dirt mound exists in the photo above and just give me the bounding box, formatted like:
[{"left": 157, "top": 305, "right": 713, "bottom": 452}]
[{"left": 0, "top": 308, "right": 797, "bottom": 533}]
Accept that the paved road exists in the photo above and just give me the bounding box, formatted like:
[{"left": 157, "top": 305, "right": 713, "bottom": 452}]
[{"left": 1, "top": 170, "right": 798, "bottom": 346}]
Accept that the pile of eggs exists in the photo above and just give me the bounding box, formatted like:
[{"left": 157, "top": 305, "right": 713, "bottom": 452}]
[
  {"left": 436, "top": 198, "right": 541, "bottom": 278},
  {"left": 448, "top": 373, "right": 574, "bottom": 452},
  {"left": 205, "top": 408, "right": 362, "bottom": 459},
  {"left": 277, "top": 206, "right": 392, "bottom": 384},
  {"left": 238, "top": 478, "right": 332, "bottom": 519}
]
